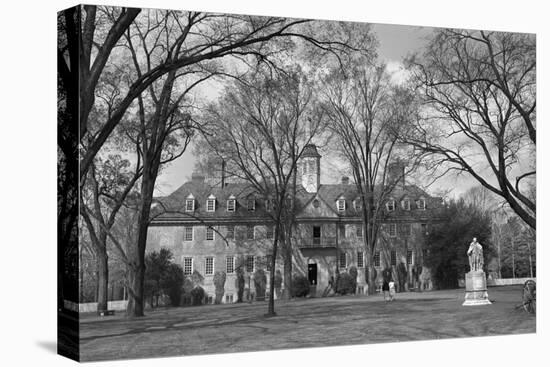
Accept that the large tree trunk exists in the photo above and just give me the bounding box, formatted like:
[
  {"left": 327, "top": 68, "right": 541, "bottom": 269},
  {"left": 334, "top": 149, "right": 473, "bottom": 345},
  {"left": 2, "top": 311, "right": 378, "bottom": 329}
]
[
  {"left": 281, "top": 229, "right": 293, "bottom": 300},
  {"left": 267, "top": 229, "right": 280, "bottom": 316},
  {"left": 365, "top": 251, "right": 377, "bottom": 295},
  {"left": 125, "top": 159, "right": 158, "bottom": 317},
  {"left": 283, "top": 248, "right": 293, "bottom": 300},
  {"left": 125, "top": 262, "right": 145, "bottom": 317},
  {"left": 96, "top": 250, "right": 109, "bottom": 313}
]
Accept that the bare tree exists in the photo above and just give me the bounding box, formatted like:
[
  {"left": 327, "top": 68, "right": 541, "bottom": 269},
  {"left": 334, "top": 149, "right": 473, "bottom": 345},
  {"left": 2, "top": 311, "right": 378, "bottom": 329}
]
[
  {"left": 198, "top": 66, "right": 325, "bottom": 316},
  {"left": 321, "top": 63, "right": 421, "bottom": 295},
  {"left": 402, "top": 29, "right": 536, "bottom": 229},
  {"left": 78, "top": 6, "right": 372, "bottom": 181},
  {"left": 80, "top": 156, "right": 142, "bottom": 314}
]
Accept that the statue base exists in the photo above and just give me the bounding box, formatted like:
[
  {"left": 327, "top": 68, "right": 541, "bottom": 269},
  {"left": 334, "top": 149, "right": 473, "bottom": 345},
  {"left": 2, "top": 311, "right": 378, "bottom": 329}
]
[{"left": 463, "top": 271, "right": 491, "bottom": 306}]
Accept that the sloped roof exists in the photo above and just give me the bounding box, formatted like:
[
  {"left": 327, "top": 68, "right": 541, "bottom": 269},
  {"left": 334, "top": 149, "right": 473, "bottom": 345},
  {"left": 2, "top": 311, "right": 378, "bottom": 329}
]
[{"left": 151, "top": 178, "right": 442, "bottom": 223}]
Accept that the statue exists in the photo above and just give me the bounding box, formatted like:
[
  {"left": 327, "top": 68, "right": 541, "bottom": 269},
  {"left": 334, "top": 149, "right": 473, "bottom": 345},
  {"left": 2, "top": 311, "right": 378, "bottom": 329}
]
[
  {"left": 467, "top": 237, "right": 484, "bottom": 272},
  {"left": 463, "top": 237, "right": 491, "bottom": 306}
]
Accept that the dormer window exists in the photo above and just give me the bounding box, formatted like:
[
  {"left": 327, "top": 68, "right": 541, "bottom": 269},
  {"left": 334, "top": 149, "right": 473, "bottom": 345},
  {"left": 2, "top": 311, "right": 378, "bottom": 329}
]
[
  {"left": 227, "top": 195, "right": 236, "bottom": 212},
  {"left": 353, "top": 198, "right": 362, "bottom": 211},
  {"left": 402, "top": 198, "right": 411, "bottom": 211},
  {"left": 417, "top": 198, "right": 426, "bottom": 210},
  {"left": 265, "top": 198, "right": 277, "bottom": 212},
  {"left": 386, "top": 199, "right": 396, "bottom": 212},
  {"left": 185, "top": 194, "right": 195, "bottom": 212},
  {"left": 247, "top": 197, "right": 256, "bottom": 211},
  {"left": 206, "top": 194, "right": 216, "bottom": 212},
  {"left": 337, "top": 196, "right": 346, "bottom": 212},
  {"left": 285, "top": 197, "right": 292, "bottom": 208}
]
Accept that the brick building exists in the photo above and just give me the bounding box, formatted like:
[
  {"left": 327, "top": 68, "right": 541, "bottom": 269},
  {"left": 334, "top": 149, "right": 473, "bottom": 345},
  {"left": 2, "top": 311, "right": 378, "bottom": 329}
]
[{"left": 147, "top": 144, "right": 442, "bottom": 302}]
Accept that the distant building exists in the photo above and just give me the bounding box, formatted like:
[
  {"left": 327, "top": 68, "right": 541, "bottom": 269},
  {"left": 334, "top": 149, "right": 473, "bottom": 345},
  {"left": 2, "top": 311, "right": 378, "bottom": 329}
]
[{"left": 147, "top": 144, "right": 442, "bottom": 303}]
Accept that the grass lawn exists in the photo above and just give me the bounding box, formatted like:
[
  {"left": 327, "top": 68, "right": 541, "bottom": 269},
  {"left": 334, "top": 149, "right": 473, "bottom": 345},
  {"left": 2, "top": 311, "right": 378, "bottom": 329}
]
[{"left": 79, "top": 285, "right": 535, "bottom": 361}]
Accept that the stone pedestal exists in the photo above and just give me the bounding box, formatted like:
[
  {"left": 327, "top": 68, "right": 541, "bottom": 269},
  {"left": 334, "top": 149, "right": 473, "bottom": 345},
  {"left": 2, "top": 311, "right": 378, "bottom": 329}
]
[{"left": 463, "top": 271, "right": 491, "bottom": 306}]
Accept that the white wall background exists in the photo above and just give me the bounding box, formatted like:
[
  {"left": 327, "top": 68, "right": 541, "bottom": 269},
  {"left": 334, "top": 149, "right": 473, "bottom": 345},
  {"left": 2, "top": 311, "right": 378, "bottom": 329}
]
[{"left": 0, "top": 0, "right": 547, "bottom": 366}]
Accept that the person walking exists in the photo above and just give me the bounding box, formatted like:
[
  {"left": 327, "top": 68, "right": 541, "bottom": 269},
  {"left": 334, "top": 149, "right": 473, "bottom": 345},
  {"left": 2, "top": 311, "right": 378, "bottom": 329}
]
[
  {"left": 389, "top": 279, "right": 396, "bottom": 301},
  {"left": 382, "top": 279, "right": 390, "bottom": 301}
]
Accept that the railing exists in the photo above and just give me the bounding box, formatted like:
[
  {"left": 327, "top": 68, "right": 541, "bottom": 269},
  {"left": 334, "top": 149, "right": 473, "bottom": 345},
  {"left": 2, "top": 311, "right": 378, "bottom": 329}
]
[{"left": 297, "top": 237, "right": 337, "bottom": 248}]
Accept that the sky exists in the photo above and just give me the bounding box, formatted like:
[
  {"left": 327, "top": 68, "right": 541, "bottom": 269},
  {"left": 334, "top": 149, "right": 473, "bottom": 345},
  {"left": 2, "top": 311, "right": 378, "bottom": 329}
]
[{"left": 153, "top": 21, "right": 476, "bottom": 198}]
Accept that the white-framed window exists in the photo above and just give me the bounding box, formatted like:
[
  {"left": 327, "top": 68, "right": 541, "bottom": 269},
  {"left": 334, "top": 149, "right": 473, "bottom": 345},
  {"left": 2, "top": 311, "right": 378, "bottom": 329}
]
[
  {"left": 390, "top": 250, "right": 397, "bottom": 266},
  {"left": 313, "top": 226, "right": 321, "bottom": 245},
  {"left": 386, "top": 199, "right": 396, "bottom": 212},
  {"left": 417, "top": 198, "right": 426, "bottom": 210},
  {"left": 353, "top": 198, "right": 362, "bottom": 211},
  {"left": 206, "top": 194, "right": 216, "bottom": 212},
  {"left": 185, "top": 194, "right": 195, "bottom": 212},
  {"left": 339, "top": 252, "right": 347, "bottom": 268},
  {"left": 388, "top": 223, "right": 397, "bottom": 237},
  {"left": 339, "top": 224, "right": 346, "bottom": 238},
  {"left": 337, "top": 197, "right": 346, "bottom": 212},
  {"left": 285, "top": 197, "right": 292, "bottom": 208},
  {"left": 247, "top": 198, "right": 255, "bottom": 211},
  {"left": 246, "top": 255, "right": 255, "bottom": 273},
  {"left": 206, "top": 226, "right": 215, "bottom": 240},
  {"left": 265, "top": 198, "right": 275, "bottom": 212},
  {"left": 402, "top": 199, "right": 411, "bottom": 211},
  {"left": 227, "top": 195, "right": 236, "bottom": 212},
  {"left": 247, "top": 225, "right": 255, "bottom": 240},
  {"left": 356, "top": 225, "right": 363, "bottom": 238},
  {"left": 374, "top": 251, "right": 381, "bottom": 267},
  {"left": 226, "top": 225, "right": 235, "bottom": 240},
  {"left": 226, "top": 256, "right": 235, "bottom": 274},
  {"left": 357, "top": 251, "right": 364, "bottom": 268},
  {"left": 403, "top": 223, "right": 411, "bottom": 236},
  {"left": 184, "top": 226, "right": 193, "bottom": 241},
  {"left": 183, "top": 257, "right": 193, "bottom": 275},
  {"left": 407, "top": 250, "right": 413, "bottom": 265},
  {"left": 225, "top": 294, "right": 234, "bottom": 303},
  {"left": 266, "top": 225, "right": 274, "bottom": 239},
  {"left": 205, "top": 256, "right": 214, "bottom": 275}
]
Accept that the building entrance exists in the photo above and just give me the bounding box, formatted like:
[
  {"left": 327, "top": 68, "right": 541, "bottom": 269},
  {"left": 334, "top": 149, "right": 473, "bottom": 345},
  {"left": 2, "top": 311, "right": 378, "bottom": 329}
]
[{"left": 308, "top": 263, "right": 318, "bottom": 285}]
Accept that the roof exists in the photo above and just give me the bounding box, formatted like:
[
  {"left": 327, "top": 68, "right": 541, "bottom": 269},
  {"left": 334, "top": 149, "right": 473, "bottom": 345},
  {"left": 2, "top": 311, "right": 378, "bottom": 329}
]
[
  {"left": 302, "top": 144, "right": 321, "bottom": 158},
  {"left": 151, "top": 178, "right": 443, "bottom": 223}
]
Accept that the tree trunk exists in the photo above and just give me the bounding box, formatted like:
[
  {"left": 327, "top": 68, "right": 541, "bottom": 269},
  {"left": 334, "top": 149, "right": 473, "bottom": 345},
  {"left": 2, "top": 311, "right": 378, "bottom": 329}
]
[
  {"left": 126, "top": 261, "right": 145, "bottom": 317},
  {"left": 96, "top": 251, "right": 109, "bottom": 313},
  {"left": 125, "top": 160, "right": 157, "bottom": 317},
  {"left": 282, "top": 238, "right": 293, "bottom": 300}
]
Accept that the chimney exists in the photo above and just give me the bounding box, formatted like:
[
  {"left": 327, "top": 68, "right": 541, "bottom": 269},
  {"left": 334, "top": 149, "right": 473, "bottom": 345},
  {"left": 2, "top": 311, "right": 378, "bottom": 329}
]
[
  {"left": 341, "top": 176, "right": 350, "bottom": 185},
  {"left": 387, "top": 161, "right": 405, "bottom": 188},
  {"left": 191, "top": 172, "right": 205, "bottom": 183}
]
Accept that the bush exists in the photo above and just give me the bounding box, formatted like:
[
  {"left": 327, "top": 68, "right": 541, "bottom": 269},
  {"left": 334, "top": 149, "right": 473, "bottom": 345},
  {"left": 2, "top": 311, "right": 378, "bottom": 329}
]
[
  {"left": 253, "top": 269, "right": 267, "bottom": 301},
  {"left": 396, "top": 262, "right": 407, "bottom": 292},
  {"left": 190, "top": 286, "right": 205, "bottom": 306},
  {"left": 235, "top": 267, "right": 245, "bottom": 303},
  {"left": 213, "top": 271, "right": 226, "bottom": 304},
  {"left": 291, "top": 274, "right": 310, "bottom": 298},
  {"left": 191, "top": 270, "right": 204, "bottom": 287},
  {"left": 349, "top": 266, "right": 358, "bottom": 293},
  {"left": 161, "top": 263, "right": 185, "bottom": 306},
  {"left": 336, "top": 273, "right": 355, "bottom": 295}
]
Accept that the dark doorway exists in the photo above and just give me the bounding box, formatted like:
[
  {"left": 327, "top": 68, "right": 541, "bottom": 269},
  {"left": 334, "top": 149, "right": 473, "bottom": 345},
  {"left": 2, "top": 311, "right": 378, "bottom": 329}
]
[{"left": 308, "top": 263, "right": 318, "bottom": 285}]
